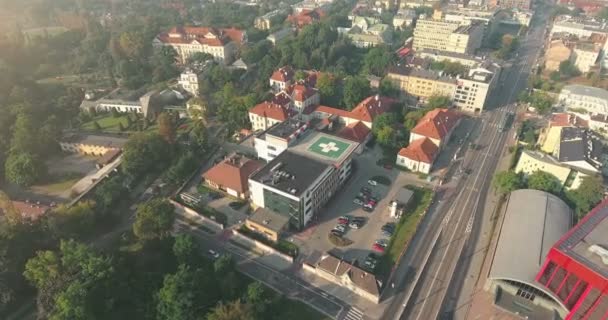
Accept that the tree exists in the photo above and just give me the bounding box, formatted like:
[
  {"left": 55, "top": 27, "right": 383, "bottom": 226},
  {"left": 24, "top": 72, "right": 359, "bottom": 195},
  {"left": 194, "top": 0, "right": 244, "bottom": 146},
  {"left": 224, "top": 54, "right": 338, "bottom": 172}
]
[
  {"left": 207, "top": 300, "right": 255, "bottom": 320},
  {"left": 343, "top": 76, "right": 371, "bottom": 110},
  {"left": 375, "top": 126, "right": 395, "bottom": 147},
  {"left": 0, "top": 191, "right": 20, "bottom": 225},
  {"left": 426, "top": 95, "right": 451, "bottom": 109},
  {"left": 567, "top": 176, "right": 604, "bottom": 219},
  {"left": 157, "top": 112, "right": 177, "bottom": 144},
  {"left": 118, "top": 30, "right": 146, "bottom": 59},
  {"left": 213, "top": 254, "right": 235, "bottom": 276},
  {"left": 152, "top": 46, "right": 179, "bottom": 83},
  {"left": 133, "top": 199, "right": 175, "bottom": 241},
  {"left": 316, "top": 73, "right": 339, "bottom": 106},
  {"left": 497, "top": 34, "right": 519, "bottom": 59},
  {"left": 47, "top": 201, "right": 96, "bottom": 239},
  {"left": 94, "top": 175, "right": 127, "bottom": 216},
  {"left": 246, "top": 282, "right": 271, "bottom": 316},
  {"left": 122, "top": 133, "right": 171, "bottom": 178},
  {"left": 10, "top": 112, "right": 39, "bottom": 154},
  {"left": 379, "top": 78, "right": 399, "bottom": 98},
  {"left": 404, "top": 110, "right": 425, "bottom": 130},
  {"left": 172, "top": 234, "right": 200, "bottom": 265},
  {"left": 527, "top": 171, "right": 562, "bottom": 195},
  {"left": 362, "top": 47, "right": 394, "bottom": 76},
  {"left": 187, "top": 52, "right": 214, "bottom": 65},
  {"left": 492, "top": 170, "right": 523, "bottom": 194},
  {"left": 528, "top": 92, "right": 554, "bottom": 114},
  {"left": 157, "top": 265, "right": 219, "bottom": 320},
  {"left": 24, "top": 240, "right": 113, "bottom": 319},
  {"left": 5, "top": 152, "right": 46, "bottom": 186},
  {"left": 558, "top": 60, "right": 581, "bottom": 79}
]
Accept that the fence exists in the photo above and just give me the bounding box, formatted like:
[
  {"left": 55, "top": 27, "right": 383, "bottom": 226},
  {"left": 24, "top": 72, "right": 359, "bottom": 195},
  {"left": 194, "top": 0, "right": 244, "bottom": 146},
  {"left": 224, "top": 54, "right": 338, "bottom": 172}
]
[
  {"left": 170, "top": 199, "right": 224, "bottom": 230},
  {"left": 231, "top": 229, "right": 294, "bottom": 264}
]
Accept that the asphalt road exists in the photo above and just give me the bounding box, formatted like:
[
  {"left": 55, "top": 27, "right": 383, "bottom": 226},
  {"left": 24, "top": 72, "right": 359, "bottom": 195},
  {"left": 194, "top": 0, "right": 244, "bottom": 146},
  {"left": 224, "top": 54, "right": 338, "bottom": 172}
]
[{"left": 379, "top": 7, "right": 551, "bottom": 320}]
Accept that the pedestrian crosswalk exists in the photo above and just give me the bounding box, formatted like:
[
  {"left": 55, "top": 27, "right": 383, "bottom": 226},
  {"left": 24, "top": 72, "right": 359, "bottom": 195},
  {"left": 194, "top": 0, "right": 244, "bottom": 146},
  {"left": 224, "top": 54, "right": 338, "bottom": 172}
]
[{"left": 343, "top": 307, "right": 364, "bottom": 320}]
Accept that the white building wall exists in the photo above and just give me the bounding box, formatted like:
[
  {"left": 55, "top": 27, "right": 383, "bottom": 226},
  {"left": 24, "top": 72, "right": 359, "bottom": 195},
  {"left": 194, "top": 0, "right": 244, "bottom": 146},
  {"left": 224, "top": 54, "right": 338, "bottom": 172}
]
[{"left": 396, "top": 155, "right": 431, "bottom": 173}]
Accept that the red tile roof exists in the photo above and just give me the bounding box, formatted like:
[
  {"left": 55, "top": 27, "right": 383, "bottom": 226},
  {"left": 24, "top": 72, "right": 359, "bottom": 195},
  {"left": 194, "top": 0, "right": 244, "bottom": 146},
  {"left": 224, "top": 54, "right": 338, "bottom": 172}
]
[
  {"left": 398, "top": 138, "right": 439, "bottom": 164},
  {"left": 270, "top": 66, "right": 295, "bottom": 82},
  {"left": 157, "top": 26, "right": 245, "bottom": 47},
  {"left": 287, "top": 9, "right": 325, "bottom": 28},
  {"left": 10, "top": 201, "right": 51, "bottom": 221},
  {"left": 338, "top": 121, "right": 371, "bottom": 143},
  {"left": 287, "top": 83, "right": 318, "bottom": 102},
  {"left": 349, "top": 95, "right": 395, "bottom": 122},
  {"left": 249, "top": 101, "right": 295, "bottom": 121},
  {"left": 550, "top": 113, "right": 588, "bottom": 128},
  {"left": 313, "top": 105, "right": 353, "bottom": 118},
  {"left": 411, "top": 108, "right": 461, "bottom": 140},
  {"left": 271, "top": 92, "right": 292, "bottom": 107},
  {"left": 203, "top": 154, "right": 263, "bottom": 194}
]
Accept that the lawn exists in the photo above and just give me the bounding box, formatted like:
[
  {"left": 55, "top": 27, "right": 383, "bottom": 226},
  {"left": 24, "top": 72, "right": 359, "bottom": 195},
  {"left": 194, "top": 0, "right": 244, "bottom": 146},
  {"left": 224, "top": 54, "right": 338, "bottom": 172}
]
[
  {"left": 377, "top": 185, "right": 433, "bottom": 278},
  {"left": 81, "top": 114, "right": 132, "bottom": 132}
]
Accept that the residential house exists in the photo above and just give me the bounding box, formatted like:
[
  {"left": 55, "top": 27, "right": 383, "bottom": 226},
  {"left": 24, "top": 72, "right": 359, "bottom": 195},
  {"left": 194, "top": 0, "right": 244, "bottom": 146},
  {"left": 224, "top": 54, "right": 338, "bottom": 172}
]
[
  {"left": 249, "top": 101, "right": 296, "bottom": 131},
  {"left": 396, "top": 137, "right": 439, "bottom": 173},
  {"left": 392, "top": 9, "right": 417, "bottom": 29},
  {"left": 153, "top": 26, "right": 246, "bottom": 64},
  {"left": 313, "top": 254, "right": 381, "bottom": 303},
  {"left": 311, "top": 95, "right": 395, "bottom": 129},
  {"left": 255, "top": 9, "right": 286, "bottom": 30},
  {"left": 178, "top": 69, "right": 201, "bottom": 96},
  {"left": 571, "top": 42, "right": 601, "bottom": 73},
  {"left": 544, "top": 39, "right": 572, "bottom": 71},
  {"left": 539, "top": 113, "right": 588, "bottom": 154},
  {"left": 396, "top": 108, "right": 461, "bottom": 173},
  {"left": 202, "top": 153, "right": 263, "bottom": 199},
  {"left": 287, "top": 9, "right": 325, "bottom": 29},
  {"left": 515, "top": 149, "right": 590, "bottom": 189},
  {"left": 270, "top": 66, "right": 295, "bottom": 92},
  {"left": 286, "top": 83, "right": 320, "bottom": 115},
  {"left": 80, "top": 88, "right": 181, "bottom": 118},
  {"left": 338, "top": 16, "right": 392, "bottom": 48}
]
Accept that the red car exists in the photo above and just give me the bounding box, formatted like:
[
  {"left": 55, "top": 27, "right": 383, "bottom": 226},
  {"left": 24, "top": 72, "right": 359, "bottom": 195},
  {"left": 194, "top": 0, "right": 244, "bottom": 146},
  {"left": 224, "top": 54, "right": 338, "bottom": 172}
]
[
  {"left": 337, "top": 216, "right": 350, "bottom": 224},
  {"left": 372, "top": 243, "right": 385, "bottom": 253}
]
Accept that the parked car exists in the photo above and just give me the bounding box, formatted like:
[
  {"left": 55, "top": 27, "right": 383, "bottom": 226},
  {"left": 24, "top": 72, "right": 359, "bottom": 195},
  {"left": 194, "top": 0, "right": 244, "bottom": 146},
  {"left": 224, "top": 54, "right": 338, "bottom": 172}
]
[
  {"left": 352, "top": 217, "right": 366, "bottom": 223},
  {"left": 361, "top": 187, "right": 372, "bottom": 194},
  {"left": 330, "top": 229, "right": 344, "bottom": 237},
  {"left": 362, "top": 206, "right": 374, "bottom": 213},
  {"left": 370, "top": 196, "right": 380, "bottom": 202},
  {"left": 382, "top": 223, "right": 395, "bottom": 231},
  {"left": 353, "top": 198, "right": 364, "bottom": 206},
  {"left": 382, "top": 229, "right": 394, "bottom": 237},
  {"left": 338, "top": 217, "right": 349, "bottom": 225},
  {"left": 208, "top": 249, "right": 220, "bottom": 259},
  {"left": 349, "top": 222, "right": 361, "bottom": 229},
  {"left": 375, "top": 239, "right": 388, "bottom": 247},
  {"left": 367, "top": 200, "right": 377, "bottom": 206},
  {"left": 372, "top": 243, "right": 386, "bottom": 253},
  {"left": 334, "top": 225, "right": 346, "bottom": 233},
  {"left": 368, "top": 179, "right": 378, "bottom": 186}
]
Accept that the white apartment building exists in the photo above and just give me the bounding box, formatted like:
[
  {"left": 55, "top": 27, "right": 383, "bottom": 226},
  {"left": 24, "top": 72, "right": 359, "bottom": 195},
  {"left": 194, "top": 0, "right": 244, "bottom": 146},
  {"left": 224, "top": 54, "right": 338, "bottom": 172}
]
[
  {"left": 178, "top": 70, "right": 201, "bottom": 96},
  {"left": 559, "top": 85, "right": 608, "bottom": 116},
  {"left": 453, "top": 65, "right": 500, "bottom": 112},
  {"left": 571, "top": 43, "right": 601, "bottom": 73}
]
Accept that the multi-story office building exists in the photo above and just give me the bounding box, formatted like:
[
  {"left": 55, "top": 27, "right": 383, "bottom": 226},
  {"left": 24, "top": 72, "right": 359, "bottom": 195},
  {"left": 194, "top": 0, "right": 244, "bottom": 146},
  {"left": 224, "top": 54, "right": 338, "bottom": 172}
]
[
  {"left": 413, "top": 11, "right": 484, "bottom": 54},
  {"left": 489, "top": 0, "right": 531, "bottom": 10},
  {"left": 249, "top": 132, "right": 358, "bottom": 230},
  {"left": 254, "top": 119, "right": 310, "bottom": 162}
]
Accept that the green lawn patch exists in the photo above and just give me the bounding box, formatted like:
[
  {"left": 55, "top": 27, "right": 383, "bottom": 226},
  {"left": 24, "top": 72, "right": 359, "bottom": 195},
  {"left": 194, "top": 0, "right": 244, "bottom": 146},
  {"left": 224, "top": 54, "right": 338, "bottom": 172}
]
[
  {"left": 81, "top": 114, "right": 132, "bottom": 132},
  {"left": 377, "top": 185, "right": 432, "bottom": 278}
]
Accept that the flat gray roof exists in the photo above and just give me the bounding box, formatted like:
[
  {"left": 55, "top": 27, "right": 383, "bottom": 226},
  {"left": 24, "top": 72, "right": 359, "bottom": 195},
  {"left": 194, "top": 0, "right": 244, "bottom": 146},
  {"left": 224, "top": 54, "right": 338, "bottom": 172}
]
[
  {"left": 562, "top": 85, "right": 608, "bottom": 101},
  {"left": 248, "top": 208, "right": 290, "bottom": 232},
  {"left": 489, "top": 189, "right": 572, "bottom": 308}
]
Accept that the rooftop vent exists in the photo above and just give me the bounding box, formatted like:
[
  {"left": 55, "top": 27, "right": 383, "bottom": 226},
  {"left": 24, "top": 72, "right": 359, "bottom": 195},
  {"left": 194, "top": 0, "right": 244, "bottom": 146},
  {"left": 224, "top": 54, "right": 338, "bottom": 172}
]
[{"left": 589, "top": 244, "right": 608, "bottom": 265}]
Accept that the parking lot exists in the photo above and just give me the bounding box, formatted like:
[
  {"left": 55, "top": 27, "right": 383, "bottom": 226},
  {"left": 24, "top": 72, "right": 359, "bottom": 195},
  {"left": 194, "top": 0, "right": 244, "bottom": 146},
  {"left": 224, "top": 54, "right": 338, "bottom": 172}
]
[{"left": 291, "top": 145, "right": 433, "bottom": 273}]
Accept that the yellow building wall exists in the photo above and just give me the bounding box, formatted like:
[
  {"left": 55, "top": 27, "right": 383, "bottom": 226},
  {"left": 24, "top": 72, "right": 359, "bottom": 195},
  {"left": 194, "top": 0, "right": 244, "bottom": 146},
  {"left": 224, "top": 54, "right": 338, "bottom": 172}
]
[
  {"left": 540, "top": 127, "right": 562, "bottom": 154},
  {"left": 515, "top": 151, "right": 571, "bottom": 185}
]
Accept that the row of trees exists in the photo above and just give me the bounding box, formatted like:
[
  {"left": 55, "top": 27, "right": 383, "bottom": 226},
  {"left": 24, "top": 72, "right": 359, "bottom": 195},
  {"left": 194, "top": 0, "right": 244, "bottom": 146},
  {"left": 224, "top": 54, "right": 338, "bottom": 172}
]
[
  {"left": 16, "top": 195, "right": 315, "bottom": 320},
  {"left": 493, "top": 170, "right": 604, "bottom": 219}
]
